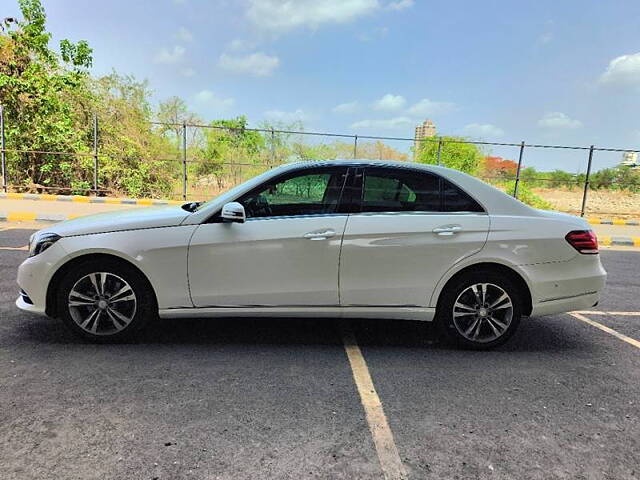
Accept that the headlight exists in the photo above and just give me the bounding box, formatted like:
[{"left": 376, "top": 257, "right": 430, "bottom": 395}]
[{"left": 28, "top": 232, "right": 61, "bottom": 257}]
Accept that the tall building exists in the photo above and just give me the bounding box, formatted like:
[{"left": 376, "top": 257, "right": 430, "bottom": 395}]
[
  {"left": 414, "top": 119, "right": 436, "bottom": 155},
  {"left": 621, "top": 151, "right": 638, "bottom": 167}
]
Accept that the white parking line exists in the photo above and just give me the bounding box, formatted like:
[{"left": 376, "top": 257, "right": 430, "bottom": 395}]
[
  {"left": 569, "top": 312, "right": 640, "bottom": 350},
  {"left": 575, "top": 310, "right": 640, "bottom": 316},
  {"left": 340, "top": 323, "right": 408, "bottom": 480}
]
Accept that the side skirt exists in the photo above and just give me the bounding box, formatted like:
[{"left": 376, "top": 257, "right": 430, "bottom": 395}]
[{"left": 158, "top": 306, "right": 436, "bottom": 321}]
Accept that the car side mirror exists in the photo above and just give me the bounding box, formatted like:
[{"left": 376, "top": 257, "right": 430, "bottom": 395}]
[{"left": 221, "top": 202, "right": 246, "bottom": 223}]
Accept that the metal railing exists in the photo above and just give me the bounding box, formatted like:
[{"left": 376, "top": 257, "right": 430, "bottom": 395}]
[{"left": 1, "top": 106, "right": 639, "bottom": 217}]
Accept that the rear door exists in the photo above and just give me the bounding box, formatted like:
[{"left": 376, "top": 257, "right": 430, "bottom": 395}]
[{"left": 339, "top": 166, "right": 489, "bottom": 307}]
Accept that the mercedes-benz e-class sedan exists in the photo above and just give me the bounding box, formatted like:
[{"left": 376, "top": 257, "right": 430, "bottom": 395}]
[{"left": 17, "top": 160, "right": 606, "bottom": 348}]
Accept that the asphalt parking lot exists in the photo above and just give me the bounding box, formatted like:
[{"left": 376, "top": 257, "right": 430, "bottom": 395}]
[{"left": 1, "top": 225, "right": 639, "bottom": 480}]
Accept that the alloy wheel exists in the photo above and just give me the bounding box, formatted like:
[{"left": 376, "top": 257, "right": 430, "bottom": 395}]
[
  {"left": 452, "top": 283, "right": 513, "bottom": 344},
  {"left": 67, "top": 272, "right": 137, "bottom": 336}
]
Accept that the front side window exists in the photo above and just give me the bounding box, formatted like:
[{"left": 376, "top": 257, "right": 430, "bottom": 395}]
[
  {"left": 361, "top": 168, "right": 440, "bottom": 213},
  {"left": 239, "top": 168, "right": 347, "bottom": 218}
]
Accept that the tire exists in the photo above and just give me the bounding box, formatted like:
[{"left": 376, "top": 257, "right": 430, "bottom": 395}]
[
  {"left": 56, "top": 258, "right": 156, "bottom": 342},
  {"left": 437, "top": 270, "right": 522, "bottom": 350}
]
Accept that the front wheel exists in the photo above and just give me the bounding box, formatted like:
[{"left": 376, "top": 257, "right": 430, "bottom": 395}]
[
  {"left": 56, "top": 259, "right": 156, "bottom": 342},
  {"left": 437, "top": 271, "right": 522, "bottom": 349}
]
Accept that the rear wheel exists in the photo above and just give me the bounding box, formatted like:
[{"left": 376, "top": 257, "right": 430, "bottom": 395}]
[
  {"left": 56, "top": 259, "right": 156, "bottom": 342},
  {"left": 437, "top": 271, "right": 522, "bottom": 349}
]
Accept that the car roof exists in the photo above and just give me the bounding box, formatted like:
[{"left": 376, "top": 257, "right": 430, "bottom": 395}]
[{"left": 276, "top": 159, "right": 447, "bottom": 173}]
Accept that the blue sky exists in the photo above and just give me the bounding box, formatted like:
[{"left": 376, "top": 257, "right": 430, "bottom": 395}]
[{"left": 17, "top": 0, "right": 640, "bottom": 170}]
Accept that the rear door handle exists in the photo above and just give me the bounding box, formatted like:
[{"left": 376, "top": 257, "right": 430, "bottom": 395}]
[
  {"left": 303, "top": 229, "right": 336, "bottom": 240},
  {"left": 433, "top": 225, "right": 462, "bottom": 236}
]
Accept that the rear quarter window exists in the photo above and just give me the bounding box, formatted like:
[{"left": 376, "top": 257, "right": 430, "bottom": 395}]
[{"left": 442, "top": 179, "right": 484, "bottom": 212}]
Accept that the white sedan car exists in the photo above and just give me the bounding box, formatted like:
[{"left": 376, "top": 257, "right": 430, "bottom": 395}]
[{"left": 17, "top": 161, "right": 606, "bottom": 348}]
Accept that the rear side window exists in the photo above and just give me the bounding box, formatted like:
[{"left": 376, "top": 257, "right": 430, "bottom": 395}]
[
  {"left": 442, "top": 179, "right": 484, "bottom": 212},
  {"left": 359, "top": 167, "right": 484, "bottom": 213},
  {"left": 362, "top": 168, "right": 440, "bottom": 212}
]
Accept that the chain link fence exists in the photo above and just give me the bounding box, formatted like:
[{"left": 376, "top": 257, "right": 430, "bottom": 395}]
[{"left": 1, "top": 106, "right": 639, "bottom": 217}]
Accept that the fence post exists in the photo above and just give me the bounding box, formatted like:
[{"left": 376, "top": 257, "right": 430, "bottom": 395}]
[
  {"left": 0, "top": 105, "right": 6, "bottom": 193},
  {"left": 182, "top": 121, "right": 187, "bottom": 201},
  {"left": 580, "top": 145, "right": 594, "bottom": 217},
  {"left": 270, "top": 128, "right": 275, "bottom": 165},
  {"left": 513, "top": 140, "right": 525, "bottom": 198},
  {"left": 436, "top": 138, "right": 443, "bottom": 165},
  {"left": 353, "top": 135, "right": 358, "bottom": 159},
  {"left": 92, "top": 113, "right": 98, "bottom": 195}
]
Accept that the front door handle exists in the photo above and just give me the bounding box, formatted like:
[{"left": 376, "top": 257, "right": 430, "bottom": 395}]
[
  {"left": 303, "top": 229, "right": 336, "bottom": 240},
  {"left": 433, "top": 225, "right": 462, "bottom": 236}
]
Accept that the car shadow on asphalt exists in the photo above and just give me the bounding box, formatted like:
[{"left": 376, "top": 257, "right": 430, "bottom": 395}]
[{"left": 13, "top": 313, "right": 595, "bottom": 354}]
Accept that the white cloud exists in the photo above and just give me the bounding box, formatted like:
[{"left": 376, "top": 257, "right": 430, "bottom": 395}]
[
  {"left": 462, "top": 123, "right": 505, "bottom": 138},
  {"left": 181, "top": 67, "right": 196, "bottom": 77},
  {"left": 154, "top": 45, "right": 185, "bottom": 64},
  {"left": 263, "top": 109, "right": 309, "bottom": 123},
  {"left": 407, "top": 98, "right": 456, "bottom": 116},
  {"left": 194, "top": 90, "right": 235, "bottom": 109},
  {"left": 599, "top": 52, "right": 640, "bottom": 87},
  {"left": 373, "top": 94, "right": 406, "bottom": 111},
  {"left": 247, "top": 0, "right": 380, "bottom": 33},
  {"left": 228, "top": 38, "right": 258, "bottom": 51},
  {"left": 536, "top": 32, "right": 553, "bottom": 46},
  {"left": 175, "top": 27, "right": 194, "bottom": 43},
  {"left": 387, "top": 0, "right": 413, "bottom": 10},
  {"left": 332, "top": 101, "right": 359, "bottom": 114},
  {"left": 350, "top": 116, "right": 413, "bottom": 129},
  {"left": 537, "top": 112, "right": 582, "bottom": 129},
  {"left": 218, "top": 52, "right": 280, "bottom": 76}
]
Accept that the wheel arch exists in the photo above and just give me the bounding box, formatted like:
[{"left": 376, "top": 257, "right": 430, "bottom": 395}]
[
  {"left": 45, "top": 252, "right": 158, "bottom": 318},
  {"left": 432, "top": 261, "right": 533, "bottom": 317}
]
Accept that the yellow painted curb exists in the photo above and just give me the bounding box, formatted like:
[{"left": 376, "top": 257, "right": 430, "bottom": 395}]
[
  {"left": 72, "top": 196, "right": 90, "bottom": 203},
  {"left": 7, "top": 212, "right": 37, "bottom": 222},
  {"left": 600, "top": 235, "right": 612, "bottom": 246},
  {"left": 587, "top": 217, "right": 600, "bottom": 224},
  {"left": 103, "top": 197, "right": 123, "bottom": 204},
  {"left": 6, "top": 193, "right": 24, "bottom": 199},
  {"left": 136, "top": 199, "right": 154, "bottom": 206},
  {"left": 634, "top": 237, "right": 640, "bottom": 247},
  {"left": 612, "top": 218, "right": 626, "bottom": 225},
  {"left": 66, "top": 214, "right": 82, "bottom": 220},
  {"left": 40, "top": 194, "right": 58, "bottom": 201}
]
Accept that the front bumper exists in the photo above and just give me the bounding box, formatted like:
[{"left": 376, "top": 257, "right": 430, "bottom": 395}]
[
  {"left": 15, "top": 295, "right": 46, "bottom": 315},
  {"left": 16, "top": 242, "right": 67, "bottom": 317}
]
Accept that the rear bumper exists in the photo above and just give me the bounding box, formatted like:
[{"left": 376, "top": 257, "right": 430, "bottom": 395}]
[
  {"left": 523, "top": 254, "right": 606, "bottom": 317},
  {"left": 531, "top": 291, "right": 600, "bottom": 317}
]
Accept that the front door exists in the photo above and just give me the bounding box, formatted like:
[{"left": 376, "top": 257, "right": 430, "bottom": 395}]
[
  {"left": 339, "top": 166, "right": 490, "bottom": 307},
  {"left": 188, "top": 166, "right": 349, "bottom": 307}
]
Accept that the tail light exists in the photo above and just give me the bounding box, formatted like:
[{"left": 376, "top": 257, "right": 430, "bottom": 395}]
[{"left": 565, "top": 230, "right": 599, "bottom": 254}]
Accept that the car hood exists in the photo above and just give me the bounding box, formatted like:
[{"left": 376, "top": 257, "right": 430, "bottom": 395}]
[{"left": 47, "top": 206, "right": 191, "bottom": 237}]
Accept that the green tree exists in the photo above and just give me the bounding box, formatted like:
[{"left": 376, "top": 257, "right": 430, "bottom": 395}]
[
  {"left": 194, "top": 116, "right": 266, "bottom": 188},
  {"left": 0, "top": 0, "right": 94, "bottom": 190},
  {"left": 415, "top": 136, "right": 483, "bottom": 175}
]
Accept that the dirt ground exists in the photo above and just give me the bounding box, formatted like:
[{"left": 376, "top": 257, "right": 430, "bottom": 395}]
[{"left": 533, "top": 188, "right": 640, "bottom": 218}]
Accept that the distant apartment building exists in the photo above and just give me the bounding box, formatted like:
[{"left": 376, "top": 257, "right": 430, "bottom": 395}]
[
  {"left": 621, "top": 151, "right": 639, "bottom": 167},
  {"left": 414, "top": 119, "right": 436, "bottom": 156}
]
